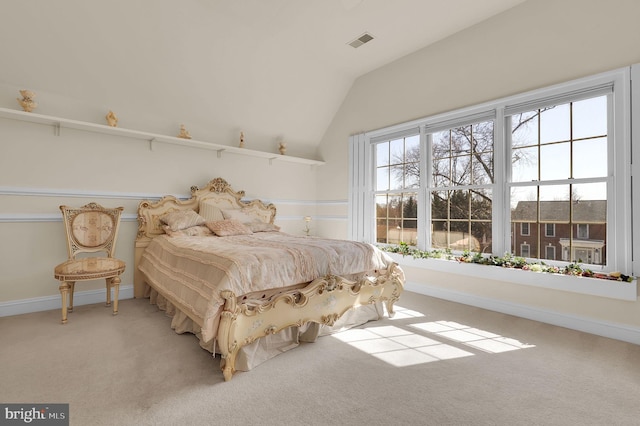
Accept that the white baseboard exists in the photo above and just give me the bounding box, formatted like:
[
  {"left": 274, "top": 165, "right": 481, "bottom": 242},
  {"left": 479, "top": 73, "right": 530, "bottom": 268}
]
[
  {"left": 405, "top": 281, "right": 640, "bottom": 346},
  {"left": 0, "top": 285, "right": 134, "bottom": 318}
]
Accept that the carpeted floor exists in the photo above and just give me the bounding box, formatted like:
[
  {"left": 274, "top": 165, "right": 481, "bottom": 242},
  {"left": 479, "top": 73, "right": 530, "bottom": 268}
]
[{"left": 2, "top": 291, "right": 639, "bottom": 425}]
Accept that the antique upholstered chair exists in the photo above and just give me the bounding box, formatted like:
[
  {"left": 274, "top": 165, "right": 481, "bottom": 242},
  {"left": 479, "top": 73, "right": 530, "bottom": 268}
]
[{"left": 53, "top": 203, "right": 126, "bottom": 324}]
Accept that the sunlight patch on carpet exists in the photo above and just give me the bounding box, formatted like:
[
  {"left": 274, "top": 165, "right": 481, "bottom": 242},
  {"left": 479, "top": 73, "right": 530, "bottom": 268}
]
[
  {"left": 330, "top": 306, "right": 535, "bottom": 367},
  {"left": 331, "top": 324, "right": 473, "bottom": 367},
  {"left": 410, "top": 320, "right": 536, "bottom": 353}
]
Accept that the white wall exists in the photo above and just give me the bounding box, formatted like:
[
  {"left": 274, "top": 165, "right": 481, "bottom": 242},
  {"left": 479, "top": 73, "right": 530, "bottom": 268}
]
[
  {"left": 316, "top": 0, "right": 640, "bottom": 338},
  {"left": 0, "top": 106, "right": 319, "bottom": 309}
]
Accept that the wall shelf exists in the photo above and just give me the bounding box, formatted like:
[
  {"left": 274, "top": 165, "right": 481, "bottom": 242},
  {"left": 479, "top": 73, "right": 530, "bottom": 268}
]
[{"left": 0, "top": 107, "right": 325, "bottom": 166}]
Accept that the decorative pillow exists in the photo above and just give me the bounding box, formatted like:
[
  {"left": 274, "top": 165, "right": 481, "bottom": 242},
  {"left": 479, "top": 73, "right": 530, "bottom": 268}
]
[
  {"left": 205, "top": 220, "right": 253, "bottom": 237},
  {"left": 199, "top": 200, "right": 225, "bottom": 222},
  {"left": 160, "top": 210, "right": 205, "bottom": 232},
  {"left": 247, "top": 221, "right": 280, "bottom": 233},
  {"left": 163, "top": 225, "right": 213, "bottom": 237},
  {"left": 222, "top": 208, "right": 255, "bottom": 224}
]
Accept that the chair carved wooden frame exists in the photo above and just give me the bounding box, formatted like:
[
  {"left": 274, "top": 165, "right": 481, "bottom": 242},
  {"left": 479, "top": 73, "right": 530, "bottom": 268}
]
[{"left": 54, "top": 203, "right": 126, "bottom": 324}]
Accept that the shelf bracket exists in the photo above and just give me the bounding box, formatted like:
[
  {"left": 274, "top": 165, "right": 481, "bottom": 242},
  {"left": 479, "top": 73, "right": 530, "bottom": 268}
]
[
  {"left": 216, "top": 149, "right": 225, "bottom": 159},
  {"left": 53, "top": 122, "right": 61, "bottom": 137},
  {"left": 149, "top": 138, "right": 156, "bottom": 151},
  {"left": 269, "top": 157, "right": 278, "bottom": 166}
]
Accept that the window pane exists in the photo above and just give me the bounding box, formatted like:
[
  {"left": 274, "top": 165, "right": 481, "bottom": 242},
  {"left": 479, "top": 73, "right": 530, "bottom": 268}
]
[
  {"left": 390, "top": 165, "right": 404, "bottom": 190},
  {"left": 451, "top": 155, "right": 471, "bottom": 185},
  {"left": 451, "top": 126, "right": 471, "bottom": 155},
  {"left": 433, "top": 158, "right": 450, "bottom": 187},
  {"left": 474, "top": 151, "right": 494, "bottom": 185},
  {"left": 471, "top": 221, "right": 492, "bottom": 253},
  {"left": 473, "top": 121, "right": 494, "bottom": 153},
  {"left": 511, "top": 186, "right": 537, "bottom": 221},
  {"left": 511, "top": 111, "right": 539, "bottom": 147},
  {"left": 573, "top": 137, "right": 607, "bottom": 179},
  {"left": 512, "top": 146, "right": 538, "bottom": 182},
  {"left": 388, "top": 195, "right": 402, "bottom": 218},
  {"left": 431, "top": 220, "right": 448, "bottom": 249},
  {"left": 376, "top": 142, "right": 389, "bottom": 167},
  {"left": 386, "top": 218, "right": 402, "bottom": 245},
  {"left": 432, "top": 130, "right": 450, "bottom": 159},
  {"left": 470, "top": 189, "right": 492, "bottom": 220},
  {"left": 540, "top": 142, "right": 570, "bottom": 180},
  {"left": 389, "top": 139, "right": 404, "bottom": 165},
  {"left": 449, "top": 190, "right": 469, "bottom": 220},
  {"left": 540, "top": 104, "right": 570, "bottom": 144},
  {"left": 405, "top": 165, "right": 420, "bottom": 188},
  {"left": 539, "top": 185, "right": 570, "bottom": 222},
  {"left": 405, "top": 135, "right": 420, "bottom": 162},
  {"left": 402, "top": 194, "right": 418, "bottom": 221},
  {"left": 431, "top": 191, "right": 448, "bottom": 220},
  {"left": 573, "top": 96, "right": 607, "bottom": 140},
  {"left": 376, "top": 167, "right": 389, "bottom": 191},
  {"left": 572, "top": 182, "right": 606, "bottom": 221}
]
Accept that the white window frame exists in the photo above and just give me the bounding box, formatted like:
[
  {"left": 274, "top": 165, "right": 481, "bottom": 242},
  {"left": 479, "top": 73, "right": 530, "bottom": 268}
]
[
  {"left": 520, "top": 222, "right": 530, "bottom": 236},
  {"left": 349, "top": 66, "right": 632, "bottom": 276}
]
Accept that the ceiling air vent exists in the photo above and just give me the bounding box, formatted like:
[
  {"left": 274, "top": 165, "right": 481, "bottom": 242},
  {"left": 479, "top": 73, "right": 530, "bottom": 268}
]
[{"left": 348, "top": 32, "right": 374, "bottom": 48}]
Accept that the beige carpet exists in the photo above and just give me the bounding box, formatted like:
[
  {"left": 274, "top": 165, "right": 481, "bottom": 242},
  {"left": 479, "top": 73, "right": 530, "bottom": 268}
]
[{"left": 1, "top": 291, "right": 639, "bottom": 426}]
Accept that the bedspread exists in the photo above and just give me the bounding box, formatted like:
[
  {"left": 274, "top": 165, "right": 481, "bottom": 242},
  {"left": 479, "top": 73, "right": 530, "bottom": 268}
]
[{"left": 138, "top": 232, "right": 395, "bottom": 342}]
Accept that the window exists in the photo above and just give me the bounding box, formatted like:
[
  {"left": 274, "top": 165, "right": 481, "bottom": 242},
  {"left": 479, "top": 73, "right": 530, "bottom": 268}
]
[
  {"left": 545, "top": 224, "right": 555, "bottom": 238},
  {"left": 374, "top": 134, "right": 419, "bottom": 245},
  {"left": 430, "top": 122, "right": 494, "bottom": 252},
  {"left": 509, "top": 94, "right": 607, "bottom": 262},
  {"left": 350, "top": 67, "right": 631, "bottom": 274},
  {"left": 577, "top": 224, "right": 589, "bottom": 239}
]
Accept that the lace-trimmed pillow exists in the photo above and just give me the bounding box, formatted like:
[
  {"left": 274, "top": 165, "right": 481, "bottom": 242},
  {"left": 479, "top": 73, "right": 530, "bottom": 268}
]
[
  {"left": 160, "top": 210, "right": 206, "bottom": 232},
  {"left": 205, "top": 220, "right": 253, "bottom": 236}
]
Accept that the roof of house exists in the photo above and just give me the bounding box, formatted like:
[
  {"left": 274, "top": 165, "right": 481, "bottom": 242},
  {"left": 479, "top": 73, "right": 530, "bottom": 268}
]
[{"left": 511, "top": 200, "right": 606, "bottom": 223}]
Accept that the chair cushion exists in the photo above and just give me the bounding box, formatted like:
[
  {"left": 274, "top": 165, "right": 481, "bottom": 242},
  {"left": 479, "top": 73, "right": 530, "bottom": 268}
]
[{"left": 54, "top": 257, "right": 126, "bottom": 281}]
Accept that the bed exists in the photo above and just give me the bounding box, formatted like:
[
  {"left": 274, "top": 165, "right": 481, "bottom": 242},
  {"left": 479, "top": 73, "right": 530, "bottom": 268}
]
[{"left": 134, "top": 177, "right": 405, "bottom": 381}]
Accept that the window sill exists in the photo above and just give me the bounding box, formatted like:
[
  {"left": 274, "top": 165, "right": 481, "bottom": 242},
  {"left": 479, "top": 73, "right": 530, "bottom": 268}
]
[{"left": 387, "top": 253, "right": 637, "bottom": 301}]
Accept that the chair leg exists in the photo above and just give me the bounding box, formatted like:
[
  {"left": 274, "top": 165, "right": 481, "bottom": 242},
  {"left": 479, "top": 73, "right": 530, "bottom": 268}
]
[
  {"left": 68, "top": 281, "right": 75, "bottom": 313},
  {"left": 58, "top": 282, "right": 70, "bottom": 324},
  {"left": 106, "top": 278, "right": 112, "bottom": 307},
  {"left": 111, "top": 276, "right": 120, "bottom": 316}
]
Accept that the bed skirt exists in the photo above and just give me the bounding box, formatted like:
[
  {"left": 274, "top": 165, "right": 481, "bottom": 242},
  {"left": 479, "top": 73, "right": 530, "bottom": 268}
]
[{"left": 145, "top": 285, "right": 383, "bottom": 371}]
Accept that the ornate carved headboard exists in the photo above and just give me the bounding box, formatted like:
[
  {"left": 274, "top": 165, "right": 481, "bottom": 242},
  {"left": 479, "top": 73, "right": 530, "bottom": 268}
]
[{"left": 133, "top": 177, "right": 277, "bottom": 297}]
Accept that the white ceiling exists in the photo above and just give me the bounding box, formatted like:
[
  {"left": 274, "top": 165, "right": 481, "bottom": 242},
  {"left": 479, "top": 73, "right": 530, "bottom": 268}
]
[{"left": 1, "top": 0, "right": 525, "bottom": 155}]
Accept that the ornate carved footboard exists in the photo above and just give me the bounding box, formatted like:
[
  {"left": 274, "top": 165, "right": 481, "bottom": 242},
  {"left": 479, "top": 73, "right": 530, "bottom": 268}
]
[{"left": 217, "top": 264, "right": 404, "bottom": 381}]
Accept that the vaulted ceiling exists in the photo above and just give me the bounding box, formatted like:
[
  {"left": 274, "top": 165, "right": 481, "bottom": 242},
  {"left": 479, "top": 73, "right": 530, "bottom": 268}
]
[{"left": 1, "top": 0, "right": 525, "bottom": 156}]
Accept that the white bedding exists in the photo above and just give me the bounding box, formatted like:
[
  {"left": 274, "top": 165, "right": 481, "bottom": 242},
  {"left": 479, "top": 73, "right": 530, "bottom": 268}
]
[{"left": 138, "top": 232, "right": 396, "bottom": 343}]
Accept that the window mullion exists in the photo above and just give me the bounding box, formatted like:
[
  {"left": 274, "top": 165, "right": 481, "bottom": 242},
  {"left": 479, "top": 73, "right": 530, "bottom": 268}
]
[
  {"left": 419, "top": 128, "right": 430, "bottom": 251},
  {"left": 494, "top": 108, "right": 506, "bottom": 256}
]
